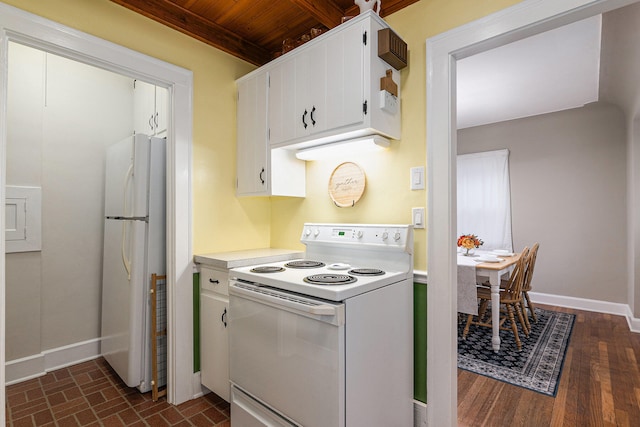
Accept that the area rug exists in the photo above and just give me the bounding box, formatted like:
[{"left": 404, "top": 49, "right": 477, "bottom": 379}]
[{"left": 457, "top": 307, "right": 575, "bottom": 396}]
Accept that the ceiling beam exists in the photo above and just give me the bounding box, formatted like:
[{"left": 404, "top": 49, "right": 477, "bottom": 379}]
[
  {"left": 287, "top": 0, "right": 345, "bottom": 28},
  {"left": 110, "top": 0, "right": 272, "bottom": 66}
]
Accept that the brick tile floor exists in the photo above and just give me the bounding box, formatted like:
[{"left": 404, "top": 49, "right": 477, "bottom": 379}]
[{"left": 5, "top": 358, "right": 230, "bottom": 426}]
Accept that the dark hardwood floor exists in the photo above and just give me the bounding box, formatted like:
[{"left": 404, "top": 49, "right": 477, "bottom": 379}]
[{"left": 458, "top": 304, "right": 640, "bottom": 427}]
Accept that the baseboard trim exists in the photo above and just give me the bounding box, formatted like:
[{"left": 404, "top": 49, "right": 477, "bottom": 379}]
[
  {"left": 192, "top": 371, "right": 208, "bottom": 399},
  {"left": 5, "top": 337, "right": 102, "bottom": 385},
  {"left": 529, "top": 291, "right": 639, "bottom": 333},
  {"left": 625, "top": 306, "right": 640, "bottom": 333},
  {"left": 414, "top": 400, "right": 427, "bottom": 427}
]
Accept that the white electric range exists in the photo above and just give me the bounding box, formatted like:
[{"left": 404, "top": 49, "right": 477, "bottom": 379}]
[{"left": 228, "top": 223, "right": 414, "bottom": 427}]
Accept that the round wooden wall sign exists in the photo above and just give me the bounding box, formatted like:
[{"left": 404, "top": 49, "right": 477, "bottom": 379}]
[{"left": 328, "top": 162, "right": 366, "bottom": 207}]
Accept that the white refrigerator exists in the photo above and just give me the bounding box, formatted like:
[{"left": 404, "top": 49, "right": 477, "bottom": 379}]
[{"left": 101, "top": 133, "right": 166, "bottom": 392}]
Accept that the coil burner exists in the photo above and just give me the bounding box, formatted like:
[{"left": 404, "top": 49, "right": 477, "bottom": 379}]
[
  {"left": 303, "top": 274, "right": 357, "bottom": 286},
  {"left": 348, "top": 268, "right": 385, "bottom": 276},
  {"left": 284, "top": 260, "right": 326, "bottom": 269},
  {"left": 250, "top": 266, "right": 286, "bottom": 273}
]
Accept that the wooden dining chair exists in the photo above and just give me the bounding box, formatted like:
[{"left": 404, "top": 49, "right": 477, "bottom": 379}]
[
  {"left": 520, "top": 243, "right": 540, "bottom": 330},
  {"left": 462, "top": 247, "right": 530, "bottom": 351},
  {"left": 479, "top": 245, "right": 538, "bottom": 334}
]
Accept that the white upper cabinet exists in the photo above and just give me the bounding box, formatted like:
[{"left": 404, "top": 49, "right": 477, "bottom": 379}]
[
  {"left": 294, "top": 41, "right": 328, "bottom": 139},
  {"left": 324, "top": 22, "right": 366, "bottom": 133},
  {"left": 155, "top": 86, "right": 168, "bottom": 136},
  {"left": 235, "top": 11, "right": 403, "bottom": 197},
  {"left": 267, "top": 57, "right": 296, "bottom": 146},
  {"left": 236, "top": 72, "right": 305, "bottom": 197},
  {"left": 134, "top": 80, "right": 167, "bottom": 137},
  {"left": 268, "top": 19, "right": 369, "bottom": 148},
  {"left": 265, "top": 12, "right": 401, "bottom": 149},
  {"left": 236, "top": 73, "right": 268, "bottom": 196}
]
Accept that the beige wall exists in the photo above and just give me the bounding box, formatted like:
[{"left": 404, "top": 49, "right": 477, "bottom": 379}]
[
  {"left": 600, "top": 2, "right": 640, "bottom": 316},
  {"left": 458, "top": 102, "right": 628, "bottom": 303}
]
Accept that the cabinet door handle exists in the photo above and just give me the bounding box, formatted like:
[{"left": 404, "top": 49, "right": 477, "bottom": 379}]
[
  {"left": 221, "top": 307, "right": 227, "bottom": 328},
  {"left": 310, "top": 106, "right": 316, "bottom": 126},
  {"left": 259, "top": 167, "right": 265, "bottom": 185},
  {"left": 302, "top": 109, "right": 308, "bottom": 129},
  {"left": 148, "top": 115, "right": 154, "bottom": 130},
  {"left": 208, "top": 278, "right": 219, "bottom": 284}
]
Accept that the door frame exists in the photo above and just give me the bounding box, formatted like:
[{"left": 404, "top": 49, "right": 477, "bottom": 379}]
[
  {"left": 0, "top": 3, "right": 195, "bottom": 420},
  {"left": 426, "top": 0, "right": 638, "bottom": 424}
]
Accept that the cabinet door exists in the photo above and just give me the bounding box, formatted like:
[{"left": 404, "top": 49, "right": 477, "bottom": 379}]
[
  {"left": 134, "top": 80, "right": 156, "bottom": 135},
  {"left": 201, "top": 293, "right": 230, "bottom": 402},
  {"left": 267, "top": 58, "right": 297, "bottom": 146},
  {"left": 295, "top": 42, "right": 327, "bottom": 139},
  {"left": 325, "top": 22, "right": 365, "bottom": 131},
  {"left": 236, "top": 73, "right": 268, "bottom": 196},
  {"left": 154, "top": 86, "right": 168, "bottom": 136}
]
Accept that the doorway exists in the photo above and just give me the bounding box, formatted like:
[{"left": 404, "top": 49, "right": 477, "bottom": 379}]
[
  {"left": 425, "top": 0, "right": 639, "bottom": 424},
  {"left": 0, "top": 4, "right": 194, "bottom": 422}
]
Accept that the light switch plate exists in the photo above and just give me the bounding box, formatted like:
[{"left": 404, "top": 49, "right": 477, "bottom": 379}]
[
  {"left": 412, "top": 207, "right": 425, "bottom": 229},
  {"left": 410, "top": 166, "right": 425, "bottom": 190}
]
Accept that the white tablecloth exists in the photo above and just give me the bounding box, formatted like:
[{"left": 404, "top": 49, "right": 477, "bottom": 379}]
[{"left": 457, "top": 254, "right": 479, "bottom": 315}]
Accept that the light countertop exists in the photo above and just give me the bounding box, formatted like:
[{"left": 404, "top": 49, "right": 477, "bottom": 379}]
[{"left": 194, "top": 248, "right": 304, "bottom": 270}]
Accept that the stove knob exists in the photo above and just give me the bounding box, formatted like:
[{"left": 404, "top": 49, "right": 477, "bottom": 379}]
[
  {"left": 304, "top": 228, "right": 312, "bottom": 237},
  {"left": 313, "top": 228, "right": 320, "bottom": 237},
  {"left": 394, "top": 232, "right": 402, "bottom": 241},
  {"left": 357, "top": 230, "right": 363, "bottom": 239},
  {"left": 382, "top": 231, "right": 389, "bottom": 240}
]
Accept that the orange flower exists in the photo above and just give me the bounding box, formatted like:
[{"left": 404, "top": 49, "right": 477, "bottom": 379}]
[{"left": 457, "top": 234, "right": 484, "bottom": 249}]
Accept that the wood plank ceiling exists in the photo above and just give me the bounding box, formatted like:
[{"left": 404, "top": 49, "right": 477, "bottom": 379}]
[{"left": 109, "top": 0, "right": 418, "bottom": 66}]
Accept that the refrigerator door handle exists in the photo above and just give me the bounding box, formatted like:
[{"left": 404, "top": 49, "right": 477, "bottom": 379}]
[
  {"left": 121, "top": 221, "right": 131, "bottom": 280},
  {"left": 121, "top": 163, "right": 134, "bottom": 280},
  {"left": 123, "top": 163, "right": 134, "bottom": 217}
]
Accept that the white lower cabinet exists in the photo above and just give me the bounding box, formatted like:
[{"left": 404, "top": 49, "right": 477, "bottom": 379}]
[
  {"left": 195, "top": 249, "right": 306, "bottom": 404},
  {"left": 200, "top": 267, "right": 230, "bottom": 402}
]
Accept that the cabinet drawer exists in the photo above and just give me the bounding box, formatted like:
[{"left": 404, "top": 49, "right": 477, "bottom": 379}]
[{"left": 200, "top": 268, "right": 229, "bottom": 295}]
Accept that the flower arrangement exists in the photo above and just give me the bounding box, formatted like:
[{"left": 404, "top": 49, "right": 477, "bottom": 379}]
[{"left": 457, "top": 234, "right": 484, "bottom": 256}]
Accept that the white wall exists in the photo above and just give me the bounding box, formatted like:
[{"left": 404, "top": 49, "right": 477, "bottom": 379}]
[
  {"left": 6, "top": 42, "right": 133, "bottom": 362},
  {"left": 458, "top": 102, "right": 627, "bottom": 304}
]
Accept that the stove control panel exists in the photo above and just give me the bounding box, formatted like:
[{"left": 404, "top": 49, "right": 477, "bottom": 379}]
[{"left": 300, "top": 223, "right": 412, "bottom": 249}]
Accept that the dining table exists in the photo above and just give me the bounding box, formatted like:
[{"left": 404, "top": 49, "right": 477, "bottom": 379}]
[{"left": 457, "top": 250, "right": 522, "bottom": 352}]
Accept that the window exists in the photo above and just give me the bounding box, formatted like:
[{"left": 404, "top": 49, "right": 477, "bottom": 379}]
[{"left": 457, "top": 149, "right": 512, "bottom": 251}]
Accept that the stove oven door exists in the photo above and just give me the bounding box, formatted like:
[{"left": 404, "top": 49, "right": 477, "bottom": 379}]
[{"left": 229, "top": 281, "right": 346, "bottom": 427}]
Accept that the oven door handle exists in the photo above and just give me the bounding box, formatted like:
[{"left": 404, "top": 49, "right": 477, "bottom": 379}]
[
  {"left": 230, "top": 281, "right": 344, "bottom": 325},
  {"left": 308, "top": 304, "right": 337, "bottom": 316}
]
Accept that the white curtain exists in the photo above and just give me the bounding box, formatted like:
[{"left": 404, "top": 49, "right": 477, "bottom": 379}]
[{"left": 457, "top": 149, "right": 513, "bottom": 251}]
